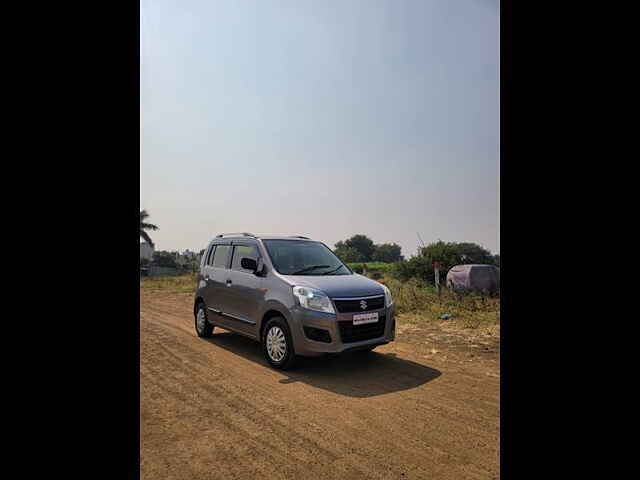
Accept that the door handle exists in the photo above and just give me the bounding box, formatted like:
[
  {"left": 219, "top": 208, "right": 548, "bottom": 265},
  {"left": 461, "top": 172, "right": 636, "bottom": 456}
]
[{"left": 225, "top": 279, "right": 232, "bottom": 287}]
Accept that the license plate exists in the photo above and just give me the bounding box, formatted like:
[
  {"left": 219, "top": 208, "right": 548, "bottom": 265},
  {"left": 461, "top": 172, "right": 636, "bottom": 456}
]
[{"left": 352, "top": 312, "right": 379, "bottom": 325}]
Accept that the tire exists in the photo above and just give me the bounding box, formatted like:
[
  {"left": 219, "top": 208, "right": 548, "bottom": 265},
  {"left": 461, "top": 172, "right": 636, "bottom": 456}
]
[
  {"left": 195, "top": 302, "right": 214, "bottom": 338},
  {"left": 262, "top": 317, "right": 296, "bottom": 370}
]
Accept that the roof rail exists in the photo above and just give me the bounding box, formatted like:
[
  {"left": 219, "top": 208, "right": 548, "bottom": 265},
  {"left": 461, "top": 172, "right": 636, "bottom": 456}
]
[
  {"left": 215, "top": 232, "right": 256, "bottom": 238},
  {"left": 289, "top": 235, "right": 310, "bottom": 239}
]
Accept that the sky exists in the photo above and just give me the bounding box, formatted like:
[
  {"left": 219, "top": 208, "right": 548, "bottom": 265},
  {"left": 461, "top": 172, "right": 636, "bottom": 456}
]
[{"left": 141, "top": 0, "right": 499, "bottom": 257}]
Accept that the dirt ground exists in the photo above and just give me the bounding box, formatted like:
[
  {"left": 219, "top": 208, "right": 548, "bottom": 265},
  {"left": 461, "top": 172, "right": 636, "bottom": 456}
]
[{"left": 141, "top": 290, "right": 500, "bottom": 480}]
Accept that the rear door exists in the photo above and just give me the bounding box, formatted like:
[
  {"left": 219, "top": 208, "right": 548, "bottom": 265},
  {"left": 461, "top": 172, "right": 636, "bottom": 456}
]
[
  {"left": 206, "top": 243, "right": 234, "bottom": 328},
  {"left": 200, "top": 244, "right": 221, "bottom": 321},
  {"left": 222, "top": 242, "right": 264, "bottom": 338}
]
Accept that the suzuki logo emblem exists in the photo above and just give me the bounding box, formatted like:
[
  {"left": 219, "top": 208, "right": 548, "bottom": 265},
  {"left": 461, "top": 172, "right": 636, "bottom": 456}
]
[{"left": 360, "top": 300, "right": 367, "bottom": 310}]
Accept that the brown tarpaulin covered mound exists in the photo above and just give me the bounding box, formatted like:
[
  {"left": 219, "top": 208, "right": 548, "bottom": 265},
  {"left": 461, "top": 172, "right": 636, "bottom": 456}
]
[{"left": 446, "top": 264, "right": 500, "bottom": 293}]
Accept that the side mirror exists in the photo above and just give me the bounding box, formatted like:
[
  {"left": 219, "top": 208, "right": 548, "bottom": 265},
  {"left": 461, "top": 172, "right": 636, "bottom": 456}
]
[{"left": 240, "top": 257, "right": 258, "bottom": 272}]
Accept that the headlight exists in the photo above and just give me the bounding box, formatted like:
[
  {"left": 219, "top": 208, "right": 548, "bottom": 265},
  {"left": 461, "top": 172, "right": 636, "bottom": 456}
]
[
  {"left": 292, "top": 286, "right": 335, "bottom": 314},
  {"left": 383, "top": 284, "right": 393, "bottom": 307}
]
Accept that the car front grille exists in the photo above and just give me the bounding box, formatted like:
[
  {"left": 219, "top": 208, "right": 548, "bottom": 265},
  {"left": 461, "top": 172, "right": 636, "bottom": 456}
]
[
  {"left": 333, "top": 295, "right": 385, "bottom": 313},
  {"left": 338, "top": 315, "right": 386, "bottom": 343}
]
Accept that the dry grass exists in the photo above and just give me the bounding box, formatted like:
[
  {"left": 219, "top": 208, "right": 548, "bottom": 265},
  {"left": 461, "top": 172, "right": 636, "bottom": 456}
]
[
  {"left": 379, "top": 276, "right": 500, "bottom": 332},
  {"left": 140, "top": 273, "right": 197, "bottom": 294}
]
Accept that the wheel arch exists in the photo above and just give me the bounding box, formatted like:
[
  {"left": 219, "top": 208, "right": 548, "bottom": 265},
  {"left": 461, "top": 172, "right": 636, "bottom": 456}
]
[{"left": 259, "top": 308, "right": 290, "bottom": 342}]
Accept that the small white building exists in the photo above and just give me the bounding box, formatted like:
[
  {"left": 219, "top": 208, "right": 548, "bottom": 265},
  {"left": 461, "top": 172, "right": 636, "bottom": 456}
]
[{"left": 140, "top": 242, "right": 154, "bottom": 260}]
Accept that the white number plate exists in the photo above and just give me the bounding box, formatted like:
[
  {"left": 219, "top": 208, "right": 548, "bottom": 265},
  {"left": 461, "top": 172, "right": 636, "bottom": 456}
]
[{"left": 352, "top": 312, "right": 379, "bottom": 325}]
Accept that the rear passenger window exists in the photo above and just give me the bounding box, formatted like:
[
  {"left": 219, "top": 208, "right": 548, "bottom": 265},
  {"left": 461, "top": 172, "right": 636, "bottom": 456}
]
[
  {"left": 231, "top": 245, "right": 259, "bottom": 272},
  {"left": 205, "top": 245, "right": 216, "bottom": 266},
  {"left": 212, "top": 245, "right": 231, "bottom": 268}
]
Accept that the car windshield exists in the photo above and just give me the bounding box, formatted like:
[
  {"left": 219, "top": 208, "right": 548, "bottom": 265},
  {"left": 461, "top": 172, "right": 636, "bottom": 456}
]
[{"left": 262, "top": 240, "right": 351, "bottom": 276}]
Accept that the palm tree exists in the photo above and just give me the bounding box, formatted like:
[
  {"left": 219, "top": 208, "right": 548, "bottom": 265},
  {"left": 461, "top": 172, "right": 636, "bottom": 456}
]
[{"left": 140, "top": 209, "right": 159, "bottom": 248}]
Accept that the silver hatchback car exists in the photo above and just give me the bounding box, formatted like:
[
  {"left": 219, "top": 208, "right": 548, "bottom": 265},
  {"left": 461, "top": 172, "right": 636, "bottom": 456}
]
[{"left": 193, "top": 233, "right": 395, "bottom": 370}]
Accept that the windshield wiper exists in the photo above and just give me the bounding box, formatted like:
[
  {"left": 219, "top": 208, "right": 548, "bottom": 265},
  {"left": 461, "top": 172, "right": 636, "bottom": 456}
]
[
  {"left": 290, "top": 265, "right": 331, "bottom": 275},
  {"left": 324, "top": 265, "right": 345, "bottom": 275}
]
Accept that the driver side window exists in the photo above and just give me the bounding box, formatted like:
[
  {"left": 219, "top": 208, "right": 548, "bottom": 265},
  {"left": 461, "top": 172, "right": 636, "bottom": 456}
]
[{"left": 231, "top": 245, "right": 259, "bottom": 272}]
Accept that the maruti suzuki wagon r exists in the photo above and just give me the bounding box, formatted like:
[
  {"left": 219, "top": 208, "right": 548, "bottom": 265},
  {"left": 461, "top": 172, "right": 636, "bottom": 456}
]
[{"left": 194, "top": 233, "right": 395, "bottom": 370}]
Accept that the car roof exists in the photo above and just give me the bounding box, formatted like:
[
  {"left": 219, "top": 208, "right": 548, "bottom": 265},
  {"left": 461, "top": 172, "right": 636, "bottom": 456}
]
[
  {"left": 451, "top": 264, "right": 498, "bottom": 270},
  {"left": 211, "top": 234, "right": 317, "bottom": 242},
  {"left": 258, "top": 235, "right": 317, "bottom": 241}
]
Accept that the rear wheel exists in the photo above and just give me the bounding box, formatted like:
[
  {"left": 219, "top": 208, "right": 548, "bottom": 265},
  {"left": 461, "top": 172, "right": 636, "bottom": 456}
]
[
  {"left": 262, "top": 317, "right": 296, "bottom": 370},
  {"left": 195, "top": 302, "right": 214, "bottom": 338}
]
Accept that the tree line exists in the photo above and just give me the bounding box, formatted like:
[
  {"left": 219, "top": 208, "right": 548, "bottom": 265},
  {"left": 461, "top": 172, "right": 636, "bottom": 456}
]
[
  {"left": 333, "top": 234, "right": 499, "bottom": 285},
  {"left": 141, "top": 210, "right": 499, "bottom": 285},
  {"left": 334, "top": 235, "right": 404, "bottom": 263}
]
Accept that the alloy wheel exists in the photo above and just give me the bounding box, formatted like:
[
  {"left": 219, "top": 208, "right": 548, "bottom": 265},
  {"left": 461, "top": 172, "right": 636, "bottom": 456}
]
[{"left": 266, "top": 326, "right": 286, "bottom": 362}]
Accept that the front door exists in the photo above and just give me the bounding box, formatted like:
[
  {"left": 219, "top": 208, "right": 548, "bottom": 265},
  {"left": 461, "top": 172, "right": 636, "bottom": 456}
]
[{"left": 222, "top": 243, "right": 264, "bottom": 338}]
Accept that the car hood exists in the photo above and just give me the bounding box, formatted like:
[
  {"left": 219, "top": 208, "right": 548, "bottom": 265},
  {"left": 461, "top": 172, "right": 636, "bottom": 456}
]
[{"left": 279, "top": 273, "right": 385, "bottom": 298}]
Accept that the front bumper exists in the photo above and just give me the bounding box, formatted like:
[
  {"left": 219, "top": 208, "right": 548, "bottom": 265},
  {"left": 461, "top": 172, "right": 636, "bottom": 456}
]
[{"left": 288, "top": 304, "right": 396, "bottom": 357}]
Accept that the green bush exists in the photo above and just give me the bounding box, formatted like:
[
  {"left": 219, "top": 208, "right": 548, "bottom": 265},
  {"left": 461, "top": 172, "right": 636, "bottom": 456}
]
[
  {"left": 347, "top": 262, "right": 393, "bottom": 275},
  {"left": 350, "top": 264, "right": 364, "bottom": 274},
  {"left": 390, "top": 256, "right": 433, "bottom": 282},
  {"left": 334, "top": 245, "right": 365, "bottom": 263}
]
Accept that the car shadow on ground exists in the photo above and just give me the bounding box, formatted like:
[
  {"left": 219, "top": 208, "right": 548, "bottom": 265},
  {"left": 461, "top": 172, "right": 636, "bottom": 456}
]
[{"left": 203, "top": 331, "right": 442, "bottom": 398}]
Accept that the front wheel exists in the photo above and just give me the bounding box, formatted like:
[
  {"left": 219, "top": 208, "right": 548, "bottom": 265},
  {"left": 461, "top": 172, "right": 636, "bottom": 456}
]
[{"left": 262, "top": 317, "right": 296, "bottom": 370}]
